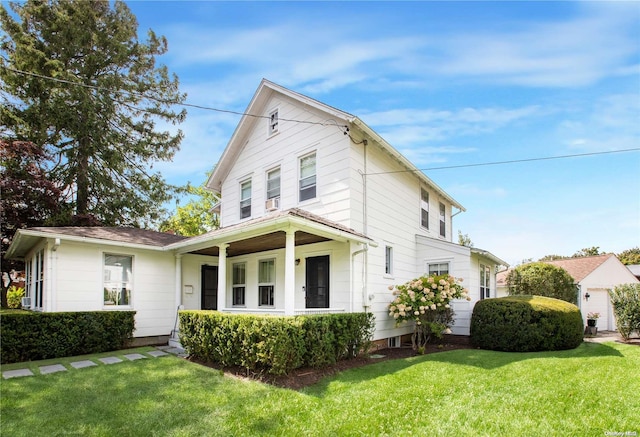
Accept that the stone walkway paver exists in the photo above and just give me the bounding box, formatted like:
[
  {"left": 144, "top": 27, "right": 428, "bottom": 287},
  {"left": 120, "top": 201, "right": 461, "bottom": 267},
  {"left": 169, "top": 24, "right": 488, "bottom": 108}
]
[{"left": 1, "top": 346, "right": 183, "bottom": 380}]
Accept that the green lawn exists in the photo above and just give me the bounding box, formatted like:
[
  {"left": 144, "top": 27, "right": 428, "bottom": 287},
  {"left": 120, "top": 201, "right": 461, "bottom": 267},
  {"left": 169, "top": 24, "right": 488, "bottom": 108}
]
[{"left": 1, "top": 342, "right": 638, "bottom": 436}]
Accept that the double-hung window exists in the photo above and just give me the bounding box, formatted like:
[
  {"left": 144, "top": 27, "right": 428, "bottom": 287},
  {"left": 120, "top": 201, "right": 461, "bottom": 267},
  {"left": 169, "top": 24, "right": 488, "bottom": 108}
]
[
  {"left": 26, "top": 249, "right": 44, "bottom": 309},
  {"left": 232, "top": 263, "right": 246, "bottom": 306},
  {"left": 428, "top": 262, "right": 449, "bottom": 276},
  {"left": 268, "top": 109, "right": 279, "bottom": 135},
  {"left": 439, "top": 202, "right": 446, "bottom": 237},
  {"left": 258, "top": 259, "right": 275, "bottom": 306},
  {"left": 240, "top": 179, "right": 252, "bottom": 219},
  {"left": 266, "top": 168, "right": 280, "bottom": 200},
  {"left": 299, "top": 152, "right": 317, "bottom": 202},
  {"left": 480, "top": 264, "right": 491, "bottom": 299},
  {"left": 421, "top": 188, "right": 430, "bottom": 229},
  {"left": 103, "top": 254, "right": 132, "bottom": 306},
  {"left": 385, "top": 246, "right": 393, "bottom": 275}
]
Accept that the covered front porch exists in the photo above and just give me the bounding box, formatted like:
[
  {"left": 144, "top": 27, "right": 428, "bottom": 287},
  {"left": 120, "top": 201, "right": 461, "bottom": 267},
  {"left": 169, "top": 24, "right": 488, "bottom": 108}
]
[{"left": 168, "top": 209, "right": 375, "bottom": 317}]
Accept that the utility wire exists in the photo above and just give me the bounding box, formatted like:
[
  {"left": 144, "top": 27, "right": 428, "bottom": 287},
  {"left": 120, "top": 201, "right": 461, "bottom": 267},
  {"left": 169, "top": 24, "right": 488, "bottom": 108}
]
[
  {"left": 3, "top": 65, "right": 638, "bottom": 173},
  {"left": 365, "top": 148, "right": 640, "bottom": 175},
  {"left": 0, "top": 65, "right": 348, "bottom": 129}
]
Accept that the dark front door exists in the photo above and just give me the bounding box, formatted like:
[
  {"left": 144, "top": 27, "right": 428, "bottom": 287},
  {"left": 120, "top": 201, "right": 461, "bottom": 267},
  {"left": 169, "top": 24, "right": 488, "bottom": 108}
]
[
  {"left": 201, "top": 265, "right": 218, "bottom": 310},
  {"left": 306, "top": 255, "right": 330, "bottom": 308}
]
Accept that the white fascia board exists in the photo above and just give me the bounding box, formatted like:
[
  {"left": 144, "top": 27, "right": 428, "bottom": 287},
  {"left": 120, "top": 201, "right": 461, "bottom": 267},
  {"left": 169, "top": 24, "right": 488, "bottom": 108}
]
[{"left": 471, "top": 247, "right": 510, "bottom": 267}]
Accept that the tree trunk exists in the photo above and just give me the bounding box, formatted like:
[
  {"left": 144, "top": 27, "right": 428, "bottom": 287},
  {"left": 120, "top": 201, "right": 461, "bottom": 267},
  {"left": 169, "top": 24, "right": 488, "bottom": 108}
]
[{"left": 76, "top": 138, "right": 90, "bottom": 215}]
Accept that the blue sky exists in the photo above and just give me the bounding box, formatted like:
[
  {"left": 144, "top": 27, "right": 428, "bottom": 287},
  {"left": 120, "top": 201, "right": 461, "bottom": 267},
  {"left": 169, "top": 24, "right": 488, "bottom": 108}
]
[{"left": 126, "top": 1, "right": 639, "bottom": 265}]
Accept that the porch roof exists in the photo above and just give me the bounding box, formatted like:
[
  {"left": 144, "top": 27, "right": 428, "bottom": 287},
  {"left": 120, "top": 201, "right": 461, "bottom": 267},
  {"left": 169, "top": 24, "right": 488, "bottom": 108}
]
[{"left": 168, "top": 208, "right": 375, "bottom": 256}]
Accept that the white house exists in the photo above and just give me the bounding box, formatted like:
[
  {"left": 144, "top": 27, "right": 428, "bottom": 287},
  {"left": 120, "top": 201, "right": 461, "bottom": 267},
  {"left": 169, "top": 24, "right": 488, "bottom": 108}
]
[
  {"left": 496, "top": 254, "right": 639, "bottom": 331},
  {"left": 6, "top": 79, "right": 507, "bottom": 345}
]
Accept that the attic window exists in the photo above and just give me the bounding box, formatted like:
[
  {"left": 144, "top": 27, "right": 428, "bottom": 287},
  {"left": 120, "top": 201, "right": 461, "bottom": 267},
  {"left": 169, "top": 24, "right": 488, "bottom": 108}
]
[{"left": 268, "top": 109, "right": 279, "bottom": 135}]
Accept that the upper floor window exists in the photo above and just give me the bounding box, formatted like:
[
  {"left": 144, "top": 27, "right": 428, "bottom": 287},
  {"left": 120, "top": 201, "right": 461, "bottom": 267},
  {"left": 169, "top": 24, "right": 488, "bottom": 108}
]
[
  {"left": 258, "top": 259, "right": 275, "bottom": 306},
  {"left": 104, "top": 254, "right": 132, "bottom": 306},
  {"left": 232, "top": 262, "right": 246, "bottom": 306},
  {"left": 266, "top": 167, "right": 281, "bottom": 200},
  {"left": 480, "top": 264, "right": 491, "bottom": 299},
  {"left": 385, "top": 246, "right": 393, "bottom": 275},
  {"left": 299, "top": 152, "right": 317, "bottom": 202},
  {"left": 420, "top": 188, "right": 429, "bottom": 229},
  {"left": 240, "top": 179, "right": 252, "bottom": 219},
  {"left": 439, "top": 202, "right": 446, "bottom": 237},
  {"left": 268, "top": 109, "right": 279, "bottom": 135},
  {"left": 428, "top": 262, "right": 449, "bottom": 276}
]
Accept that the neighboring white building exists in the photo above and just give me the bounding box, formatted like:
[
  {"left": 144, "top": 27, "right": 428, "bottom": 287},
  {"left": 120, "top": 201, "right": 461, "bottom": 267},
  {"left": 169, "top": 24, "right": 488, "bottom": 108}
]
[
  {"left": 496, "top": 254, "right": 639, "bottom": 331},
  {"left": 7, "top": 79, "right": 507, "bottom": 343}
]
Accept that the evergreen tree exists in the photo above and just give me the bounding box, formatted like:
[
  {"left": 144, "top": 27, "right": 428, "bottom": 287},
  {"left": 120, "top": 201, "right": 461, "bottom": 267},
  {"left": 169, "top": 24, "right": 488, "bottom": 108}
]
[{"left": 0, "top": 0, "right": 186, "bottom": 226}]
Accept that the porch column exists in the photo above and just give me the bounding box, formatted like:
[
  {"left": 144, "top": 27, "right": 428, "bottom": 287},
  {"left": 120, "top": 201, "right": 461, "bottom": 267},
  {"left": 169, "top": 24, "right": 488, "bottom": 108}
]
[
  {"left": 174, "top": 254, "right": 183, "bottom": 309},
  {"left": 217, "top": 243, "right": 229, "bottom": 311},
  {"left": 284, "top": 228, "right": 296, "bottom": 315}
]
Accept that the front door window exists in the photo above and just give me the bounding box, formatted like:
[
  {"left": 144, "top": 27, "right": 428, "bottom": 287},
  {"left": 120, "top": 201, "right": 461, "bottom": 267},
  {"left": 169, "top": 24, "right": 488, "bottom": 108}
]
[
  {"left": 305, "top": 255, "right": 329, "bottom": 308},
  {"left": 201, "top": 265, "right": 218, "bottom": 310}
]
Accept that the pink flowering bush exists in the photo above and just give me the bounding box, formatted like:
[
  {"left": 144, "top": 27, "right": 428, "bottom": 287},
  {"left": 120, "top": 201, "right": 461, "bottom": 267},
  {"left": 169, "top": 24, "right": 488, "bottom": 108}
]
[{"left": 388, "top": 274, "right": 470, "bottom": 352}]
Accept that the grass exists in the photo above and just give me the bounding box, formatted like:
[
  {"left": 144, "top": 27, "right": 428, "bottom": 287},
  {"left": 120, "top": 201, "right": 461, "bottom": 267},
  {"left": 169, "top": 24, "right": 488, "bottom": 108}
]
[{"left": 1, "top": 342, "right": 639, "bottom": 436}]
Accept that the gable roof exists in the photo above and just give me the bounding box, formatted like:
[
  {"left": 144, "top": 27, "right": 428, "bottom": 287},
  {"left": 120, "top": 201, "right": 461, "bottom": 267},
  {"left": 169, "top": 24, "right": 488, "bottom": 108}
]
[
  {"left": 496, "top": 254, "right": 619, "bottom": 286},
  {"left": 545, "top": 254, "right": 613, "bottom": 282},
  {"left": 206, "top": 79, "right": 464, "bottom": 211},
  {"left": 6, "top": 227, "right": 187, "bottom": 259}
]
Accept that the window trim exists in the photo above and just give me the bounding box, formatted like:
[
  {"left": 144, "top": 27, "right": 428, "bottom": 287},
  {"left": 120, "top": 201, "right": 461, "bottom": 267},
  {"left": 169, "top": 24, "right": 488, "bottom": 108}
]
[
  {"left": 268, "top": 108, "right": 279, "bottom": 136},
  {"left": 103, "top": 253, "right": 133, "bottom": 307},
  {"left": 232, "top": 262, "right": 246, "bottom": 307},
  {"left": 420, "top": 188, "right": 430, "bottom": 230},
  {"left": 26, "top": 248, "right": 45, "bottom": 310},
  {"left": 258, "top": 258, "right": 276, "bottom": 307},
  {"left": 299, "top": 151, "right": 317, "bottom": 202},
  {"left": 427, "top": 262, "right": 450, "bottom": 276},
  {"left": 384, "top": 246, "right": 393, "bottom": 276},
  {"left": 480, "top": 264, "right": 491, "bottom": 300},
  {"left": 439, "top": 202, "right": 446, "bottom": 237},
  {"left": 239, "top": 178, "right": 252, "bottom": 219},
  {"left": 266, "top": 166, "right": 281, "bottom": 201}
]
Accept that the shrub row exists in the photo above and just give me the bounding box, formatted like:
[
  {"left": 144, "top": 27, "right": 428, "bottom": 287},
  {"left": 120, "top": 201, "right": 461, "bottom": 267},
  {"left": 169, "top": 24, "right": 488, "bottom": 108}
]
[
  {"left": 179, "top": 311, "right": 375, "bottom": 375},
  {"left": 0, "top": 311, "right": 135, "bottom": 364},
  {"left": 470, "top": 295, "right": 583, "bottom": 352}
]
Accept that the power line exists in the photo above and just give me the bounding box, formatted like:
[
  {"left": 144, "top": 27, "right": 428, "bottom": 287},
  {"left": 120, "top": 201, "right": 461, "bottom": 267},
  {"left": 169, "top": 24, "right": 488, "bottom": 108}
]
[
  {"left": 365, "top": 148, "right": 640, "bottom": 175},
  {"left": 0, "top": 65, "right": 348, "bottom": 130}
]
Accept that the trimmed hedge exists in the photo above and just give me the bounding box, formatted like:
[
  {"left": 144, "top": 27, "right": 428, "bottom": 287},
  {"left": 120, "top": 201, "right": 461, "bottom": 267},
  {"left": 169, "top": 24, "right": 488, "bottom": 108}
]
[
  {"left": 179, "top": 311, "right": 375, "bottom": 375},
  {"left": 470, "top": 296, "right": 583, "bottom": 352},
  {"left": 0, "top": 311, "right": 135, "bottom": 364}
]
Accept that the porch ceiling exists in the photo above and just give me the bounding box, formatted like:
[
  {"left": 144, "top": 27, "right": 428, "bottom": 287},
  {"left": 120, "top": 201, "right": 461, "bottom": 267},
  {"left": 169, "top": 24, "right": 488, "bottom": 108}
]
[{"left": 190, "top": 231, "right": 330, "bottom": 257}]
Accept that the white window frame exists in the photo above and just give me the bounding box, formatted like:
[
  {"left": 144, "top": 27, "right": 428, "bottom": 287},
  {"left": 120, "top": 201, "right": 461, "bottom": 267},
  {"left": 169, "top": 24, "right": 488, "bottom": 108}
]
[
  {"left": 266, "top": 167, "right": 281, "bottom": 201},
  {"left": 439, "top": 202, "right": 446, "bottom": 237},
  {"left": 268, "top": 108, "right": 279, "bottom": 136},
  {"left": 299, "top": 151, "right": 317, "bottom": 202},
  {"left": 420, "top": 188, "right": 430, "bottom": 230},
  {"left": 258, "top": 258, "right": 276, "bottom": 307},
  {"left": 384, "top": 246, "right": 393, "bottom": 276},
  {"left": 428, "top": 262, "right": 450, "bottom": 276},
  {"left": 240, "top": 179, "right": 252, "bottom": 219},
  {"left": 480, "top": 264, "right": 491, "bottom": 300},
  {"left": 232, "top": 262, "right": 246, "bottom": 306},
  {"left": 26, "top": 249, "right": 44, "bottom": 310},
  {"left": 103, "top": 253, "right": 133, "bottom": 307}
]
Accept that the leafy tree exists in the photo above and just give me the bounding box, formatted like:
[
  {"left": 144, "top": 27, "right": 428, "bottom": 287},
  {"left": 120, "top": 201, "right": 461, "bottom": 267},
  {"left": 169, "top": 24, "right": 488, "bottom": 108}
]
[
  {"left": 0, "top": 0, "right": 186, "bottom": 227},
  {"left": 538, "top": 254, "right": 567, "bottom": 262},
  {"left": 457, "top": 230, "right": 473, "bottom": 247},
  {"left": 572, "top": 246, "right": 602, "bottom": 258},
  {"left": 609, "top": 284, "right": 640, "bottom": 340},
  {"left": 505, "top": 262, "right": 578, "bottom": 304},
  {"left": 617, "top": 247, "right": 640, "bottom": 265},
  {"left": 160, "top": 180, "right": 220, "bottom": 236}
]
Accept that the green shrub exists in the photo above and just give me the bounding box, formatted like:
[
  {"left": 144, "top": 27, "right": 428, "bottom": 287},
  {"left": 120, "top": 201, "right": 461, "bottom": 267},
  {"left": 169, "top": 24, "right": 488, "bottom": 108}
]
[
  {"left": 470, "top": 296, "right": 583, "bottom": 352},
  {"left": 0, "top": 311, "right": 135, "bottom": 364},
  {"left": 506, "top": 263, "right": 578, "bottom": 303},
  {"left": 609, "top": 284, "right": 640, "bottom": 340},
  {"left": 6, "top": 286, "right": 25, "bottom": 309},
  {"left": 179, "top": 311, "right": 374, "bottom": 375}
]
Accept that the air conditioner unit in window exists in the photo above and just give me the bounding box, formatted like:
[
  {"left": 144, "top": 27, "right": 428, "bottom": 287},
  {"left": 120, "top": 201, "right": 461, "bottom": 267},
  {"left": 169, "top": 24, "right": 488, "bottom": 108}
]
[
  {"left": 21, "top": 297, "right": 32, "bottom": 309},
  {"left": 265, "top": 197, "right": 280, "bottom": 211}
]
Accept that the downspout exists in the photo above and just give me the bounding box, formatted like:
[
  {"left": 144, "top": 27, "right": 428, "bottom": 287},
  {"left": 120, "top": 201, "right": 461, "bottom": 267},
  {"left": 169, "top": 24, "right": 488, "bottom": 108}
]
[
  {"left": 351, "top": 243, "right": 369, "bottom": 312},
  {"left": 47, "top": 238, "right": 60, "bottom": 311},
  {"left": 360, "top": 139, "right": 369, "bottom": 310}
]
